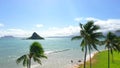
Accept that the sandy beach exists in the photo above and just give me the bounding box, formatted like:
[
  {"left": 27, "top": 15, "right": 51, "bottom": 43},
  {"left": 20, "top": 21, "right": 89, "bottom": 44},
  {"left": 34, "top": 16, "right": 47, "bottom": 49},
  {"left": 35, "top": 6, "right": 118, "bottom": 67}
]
[{"left": 72, "top": 51, "right": 98, "bottom": 68}]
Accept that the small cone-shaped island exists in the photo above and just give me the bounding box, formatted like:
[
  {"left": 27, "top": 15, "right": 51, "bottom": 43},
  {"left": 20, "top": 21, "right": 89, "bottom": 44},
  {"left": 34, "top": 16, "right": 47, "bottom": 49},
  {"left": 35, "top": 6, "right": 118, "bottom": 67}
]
[{"left": 28, "top": 32, "right": 44, "bottom": 40}]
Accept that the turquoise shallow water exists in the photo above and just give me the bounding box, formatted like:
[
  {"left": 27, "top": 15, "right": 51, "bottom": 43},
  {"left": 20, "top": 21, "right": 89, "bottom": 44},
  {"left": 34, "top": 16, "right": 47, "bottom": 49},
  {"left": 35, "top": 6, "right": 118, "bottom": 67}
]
[{"left": 0, "top": 38, "right": 104, "bottom": 68}]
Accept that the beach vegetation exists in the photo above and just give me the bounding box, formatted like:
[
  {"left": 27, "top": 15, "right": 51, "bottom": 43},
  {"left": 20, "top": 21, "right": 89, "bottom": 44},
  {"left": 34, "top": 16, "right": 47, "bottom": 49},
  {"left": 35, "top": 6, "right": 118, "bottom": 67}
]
[
  {"left": 103, "top": 32, "right": 120, "bottom": 68},
  {"left": 72, "top": 21, "right": 103, "bottom": 68},
  {"left": 79, "top": 51, "right": 120, "bottom": 68},
  {"left": 16, "top": 42, "right": 47, "bottom": 68}
]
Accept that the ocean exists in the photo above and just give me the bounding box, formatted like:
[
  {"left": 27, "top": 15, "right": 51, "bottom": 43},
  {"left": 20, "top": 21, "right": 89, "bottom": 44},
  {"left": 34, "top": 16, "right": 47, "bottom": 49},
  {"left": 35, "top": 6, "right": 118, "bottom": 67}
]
[{"left": 0, "top": 38, "right": 104, "bottom": 68}]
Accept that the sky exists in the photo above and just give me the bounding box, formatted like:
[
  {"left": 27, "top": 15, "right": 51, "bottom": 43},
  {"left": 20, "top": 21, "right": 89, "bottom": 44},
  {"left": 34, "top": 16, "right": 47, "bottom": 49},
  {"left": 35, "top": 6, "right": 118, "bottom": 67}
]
[{"left": 0, "top": 0, "right": 120, "bottom": 37}]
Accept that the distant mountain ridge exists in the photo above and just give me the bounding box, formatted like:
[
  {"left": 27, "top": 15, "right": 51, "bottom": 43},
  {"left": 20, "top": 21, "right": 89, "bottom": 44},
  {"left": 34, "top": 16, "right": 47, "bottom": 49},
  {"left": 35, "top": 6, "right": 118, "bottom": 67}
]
[
  {"left": 115, "top": 30, "right": 120, "bottom": 36},
  {"left": 0, "top": 36, "right": 15, "bottom": 39},
  {"left": 28, "top": 32, "right": 44, "bottom": 40},
  {"left": 47, "top": 35, "right": 77, "bottom": 38}
]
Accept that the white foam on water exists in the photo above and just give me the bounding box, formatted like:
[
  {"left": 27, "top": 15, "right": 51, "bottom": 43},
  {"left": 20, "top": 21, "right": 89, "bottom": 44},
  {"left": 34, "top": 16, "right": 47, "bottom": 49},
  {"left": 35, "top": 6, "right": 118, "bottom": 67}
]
[
  {"left": 45, "top": 49, "right": 70, "bottom": 55},
  {"left": 45, "top": 51, "right": 54, "bottom": 54}
]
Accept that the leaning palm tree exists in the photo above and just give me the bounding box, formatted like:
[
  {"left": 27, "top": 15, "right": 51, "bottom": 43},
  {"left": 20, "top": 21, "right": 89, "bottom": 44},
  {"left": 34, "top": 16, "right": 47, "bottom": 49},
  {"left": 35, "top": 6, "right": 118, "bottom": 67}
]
[
  {"left": 104, "top": 32, "right": 120, "bottom": 68},
  {"left": 116, "top": 36, "right": 120, "bottom": 46},
  {"left": 16, "top": 42, "right": 47, "bottom": 68},
  {"left": 72, "top": 21, "right": 103, "bottom": 68},
  {"left": 111, "top": 36, "right": 120, "bottom": 63}
]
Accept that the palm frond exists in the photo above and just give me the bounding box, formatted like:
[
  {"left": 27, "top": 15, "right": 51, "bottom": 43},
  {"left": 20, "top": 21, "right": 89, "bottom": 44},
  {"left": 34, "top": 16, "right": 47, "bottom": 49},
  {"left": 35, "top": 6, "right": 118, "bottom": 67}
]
[
  {"left": 81, "top": 46, "right": 84, "bottom": 52},
  {"left": 23, "top": 56, "right": 28, "bottom": 67},
  {"left": 16, "top": 54, "right": 29, "bottom": 67},
  {"left": 92, "top": 43, "right": 99, "bottom": 51},
  {"left": 71, "top": 36, "right": 82, "bottom": 40},
  {"left": 79, "top": 23, "right": 83, "bottom": 30},
  {"left": 30, "top": 42, "right": 44, "bottom": 56},
  {"left": 80, "top": 40, "right": 87, "bottom": 51},
  {"left": 84, "top": 20, "right": 94, "bottom": 31},
  {"left": 80, "top": 40, "right": 85, "bottom": 46},
  {"left": 113, "top": 44, "right": 120, "bottom": 52},
  {"left": 33, "top": 56, "right": 42, "bottom": 65},
  {"left": 40, "top": 54, "right": 47, "bottom": 59},
  {"left": 92, "top": 32, "right": 104, "bottom": 39},
  {"left": 91, "top": 25, "right": 100, "bottom": 32},
  {"left": 16, "top": 55, "right": 27, "bottom": 64},
  {"left": 110, "top": 48, "right": 113, "bottom": 55}
]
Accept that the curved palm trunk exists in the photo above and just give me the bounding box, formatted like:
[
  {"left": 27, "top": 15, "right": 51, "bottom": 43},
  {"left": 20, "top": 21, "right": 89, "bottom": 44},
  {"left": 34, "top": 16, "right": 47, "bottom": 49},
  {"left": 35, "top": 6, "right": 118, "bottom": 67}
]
[
  {"left": 29, "top": 58, "right": 31, "bottom": 68},
  {"left": 28, "top": 57, "right": 31, "bottom": 68},
  {"left": 88, "top": 46, "right": 92, "bottom": 68},
  {"left": 111, "top": 52, "right": 114, "bottom": 63},
  {"left": 27, "top": 60, "right": 29, "bottom": 68},
  {"left": 108, "top": 48, "right": 110, "bottom": 68},
  {"left": 84, "top": 46, "right": 87, "bottom": 68}
]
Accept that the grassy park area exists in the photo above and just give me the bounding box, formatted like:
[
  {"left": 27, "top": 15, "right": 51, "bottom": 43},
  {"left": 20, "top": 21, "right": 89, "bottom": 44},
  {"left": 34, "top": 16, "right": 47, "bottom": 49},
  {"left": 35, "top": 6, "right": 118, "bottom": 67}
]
[{"left": 79, "top": 51, "right": 120, "bottom": 68}]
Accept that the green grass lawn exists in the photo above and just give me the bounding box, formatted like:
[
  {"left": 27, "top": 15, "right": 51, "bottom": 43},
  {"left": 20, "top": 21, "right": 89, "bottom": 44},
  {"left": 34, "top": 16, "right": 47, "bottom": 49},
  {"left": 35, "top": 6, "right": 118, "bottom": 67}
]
[{"left": 79, "top": 51, "right": 120, "bottom": 68}]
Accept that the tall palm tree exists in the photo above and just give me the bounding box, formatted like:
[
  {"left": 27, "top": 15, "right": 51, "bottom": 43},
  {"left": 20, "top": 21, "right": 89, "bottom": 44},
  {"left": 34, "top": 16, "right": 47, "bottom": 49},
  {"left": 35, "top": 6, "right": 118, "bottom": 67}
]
[
  {"left": 115, "top": 36, "right": 120, "bottom": 46},
  {"left": 16, "top": 42, "right": 47, "bottom": 68},
  {"left": 72, "top": 21, "right": 103, "bottom": 68},
  {"left": 104, "top": 32, "right": 120, "bottom": 68}
]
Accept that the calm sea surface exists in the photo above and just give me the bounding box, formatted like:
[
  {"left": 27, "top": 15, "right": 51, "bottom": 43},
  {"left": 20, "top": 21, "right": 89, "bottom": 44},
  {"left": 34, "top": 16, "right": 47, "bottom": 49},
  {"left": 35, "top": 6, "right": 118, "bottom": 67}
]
[{"left": 0, "top": 38, "right": 104, "bottom": 68}]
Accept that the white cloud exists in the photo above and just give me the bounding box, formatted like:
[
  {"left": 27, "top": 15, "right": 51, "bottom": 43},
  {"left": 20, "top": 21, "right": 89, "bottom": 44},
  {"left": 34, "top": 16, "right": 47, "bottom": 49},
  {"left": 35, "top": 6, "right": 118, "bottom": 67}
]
[
  {"left": 0, "top": 17, "right": 120, "bottom": 37},
  {"left": 0, "top": 29, "right": 32, "bottom": 37},
  {"left": 0, "top": 23, "right": 4, "bottom": 27},
  {"left": 36, "top": 24, "right": 43, "bottom": 28},
  {"left": 94, "top": 19, "right": 120, "bottom": 32},
  {"left": 85, "top": 17, "right": 100, "bottom": 21},
  {"left": 0, "top": 26, "right": 80, "bottom": 37},
  {"left": 40, "top": 26, "right": 80, "bottom": 37},
  {"left": 74, "top": 17, "right": 83, "bottom": 22},
  {"left": 74, "top": 17, "right": 120, "bottom": 33},
  {"left": 74, "top": 17, "right": 100, "bottom": 22},
  {"left": 43, "top": 18, "right": 120, "bottom": 37}
]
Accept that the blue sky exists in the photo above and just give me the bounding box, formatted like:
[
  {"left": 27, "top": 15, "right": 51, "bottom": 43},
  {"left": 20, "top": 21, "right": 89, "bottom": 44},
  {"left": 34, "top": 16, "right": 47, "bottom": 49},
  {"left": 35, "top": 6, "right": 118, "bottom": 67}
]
[{"left": 0, "top": 0, "right": 120, "bottom": 37}]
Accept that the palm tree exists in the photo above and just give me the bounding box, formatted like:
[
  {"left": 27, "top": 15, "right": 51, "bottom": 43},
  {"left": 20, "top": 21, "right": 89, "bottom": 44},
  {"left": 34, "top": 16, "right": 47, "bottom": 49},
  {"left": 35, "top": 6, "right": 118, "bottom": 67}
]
[
  {"left": 16, "top": 42, "right": 47, "bottom": 68},
  {"left": 116, "top": 36, "right": 120, "bottom": 46},
  {"left": 104, "top": 32, "right": 120, "bottom": 68},
  {"left": 72, "top": 21, "right": 103, "bottom": 68}
]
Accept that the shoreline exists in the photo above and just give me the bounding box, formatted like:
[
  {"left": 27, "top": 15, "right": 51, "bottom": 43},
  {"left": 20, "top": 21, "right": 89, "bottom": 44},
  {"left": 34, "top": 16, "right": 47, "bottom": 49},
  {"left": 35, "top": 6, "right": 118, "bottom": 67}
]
[
  {"left": 31, "top": 51, "right": 99, "bottom": 68},
  {"left": 72, "top": 51, "right": 98, "bottom": 68}
]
